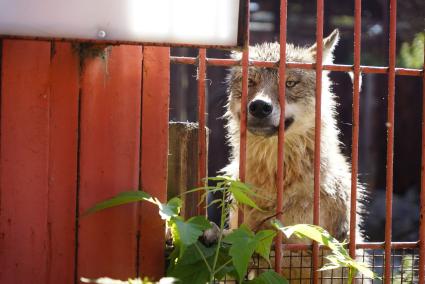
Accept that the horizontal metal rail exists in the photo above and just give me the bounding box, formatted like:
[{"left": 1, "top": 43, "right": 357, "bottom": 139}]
[
  {"left": 170, "top": 56, "right": 423, "bottom": 76},
  {"left": 281, "top": 241, "right": 419, "bottom": 251}
]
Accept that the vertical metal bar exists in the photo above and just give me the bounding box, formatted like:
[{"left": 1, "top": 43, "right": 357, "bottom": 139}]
[
  {"left": 238, "top": 0, "right": 250, "bottom": 225},
  {"left": 349, "top": 0, "right": 362, "bottom": 259},
  {"left": 418, "top": 36, "right": 425, "bottom": 284},
  {"left": 313, "top": 0, "right": 324, "bottom": 282},
  {"left": 384, "top": 0, "right": 397, "bottom": 282},
  {"left": 197, "top": 48, "right": 207, "bottom": 216},
  {"left": 275, "top": 0, "right": 287, "bottom": 274}
]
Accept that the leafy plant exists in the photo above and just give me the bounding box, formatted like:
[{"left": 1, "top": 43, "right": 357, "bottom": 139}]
[
  {"left": 83, "top": 176, "right": 377, "bottom": 284},
  {"left": 398, "top": 32, "right": 424, "bottom": 69},
  {"left": 273, "top": 221, "right": 379, "bottom": 284},
  {"left": 392, "top": 255, "right": 417, "bottom": 284}
]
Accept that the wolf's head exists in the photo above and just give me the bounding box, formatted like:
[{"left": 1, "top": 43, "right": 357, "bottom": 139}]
[{"left": 226, "top": 29, "right": 339, "bottom": 137}]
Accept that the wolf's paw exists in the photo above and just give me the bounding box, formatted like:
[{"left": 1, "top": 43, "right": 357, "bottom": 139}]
[
  {"left": 200, "top": 222, "right": 221, "bottom": 246},
  {"left": 165, "top": 226, "right": 173, "bottom": 246}
]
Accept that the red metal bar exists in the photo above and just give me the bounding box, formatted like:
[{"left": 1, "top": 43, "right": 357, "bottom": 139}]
[
  {"left": 384, "top": 0, "right": 397, "bottom": 282},
  {"left": 349, "top": 0, "right": 362, "bottom": 259},
  {"left": 313, "top": 0, "right": 324, "bottom": 282},
  {"left": 275, "top": 0, "right": 287, "bottom": 274},
  {"left": 419, "top": 36, "right": 425, "bottom": 284},
  {"left": 170, "top": 56, "right": 423, "bottom": 76},
  {"left": 362, "top": 66, "right": 421, "bottom": 76},
  {"left": 238, "top": 0, "right": 250, "bottom": 226},
  {"left": 197, "top": 48, "right": 207, "bottom": 216}
]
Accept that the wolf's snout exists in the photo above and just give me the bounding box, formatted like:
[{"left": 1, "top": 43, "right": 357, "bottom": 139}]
[{"left": 248, "top": 100, "right": 273, "bottom": 119}]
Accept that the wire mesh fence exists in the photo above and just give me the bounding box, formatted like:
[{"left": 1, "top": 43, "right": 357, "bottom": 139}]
[{"left": 217, "top": 247, "right": 419, "bottom": 283}]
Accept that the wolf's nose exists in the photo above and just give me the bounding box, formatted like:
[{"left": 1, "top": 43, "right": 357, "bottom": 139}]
[{"left": 248, "top": 100, "right": 273, "bottom": 119}]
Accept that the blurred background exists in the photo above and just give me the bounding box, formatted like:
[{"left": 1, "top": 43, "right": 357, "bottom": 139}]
[{"left": 169, "top": 0, "right": 424, "bottom": 242}]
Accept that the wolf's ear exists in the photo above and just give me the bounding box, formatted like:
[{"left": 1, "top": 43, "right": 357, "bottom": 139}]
[
  {"left": 230, "top": 50, "right": 243, "bottom": 60},
  {"left": 308, "top": 29, "right": 339, "bottom": 63}
]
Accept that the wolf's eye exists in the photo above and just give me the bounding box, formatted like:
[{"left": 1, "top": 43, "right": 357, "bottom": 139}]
[
  {"left": 286, "top": 80, "right": 299, "bottom": 88},
  {"left": 248, "top": 78, "right": 257, "bottom": 87}
]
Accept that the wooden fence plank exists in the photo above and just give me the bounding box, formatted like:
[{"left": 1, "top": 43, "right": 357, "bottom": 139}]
[
  {"left": 168, "top": 122, "right": 208, "bottom": 219},
  {"left": 77, "top": 45, "right": 143, "bottom": 280},
  {"left": 47, "top": 42, "right": 79, "bottom": 284},
  {"left": 0, "top": 40, "right": 51, "bottom": 284},
  {"left": 139, "top": 46, "right": 170, "bottom": 279}
]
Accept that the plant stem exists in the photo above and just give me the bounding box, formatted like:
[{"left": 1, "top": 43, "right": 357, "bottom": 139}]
[
  {"left": 348, "top": 267, "right": 355, "bottom": 284},
  {"left": 210, "top": 189, "right": 228, "bottom": 282},
  {"left": 213, "top": 259, "right": 233, "bottom": 275},
  {"left": 194, "top": 242, "right": 212, "bottom": 273}
]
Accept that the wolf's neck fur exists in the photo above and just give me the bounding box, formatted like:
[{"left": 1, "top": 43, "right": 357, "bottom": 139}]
[
  {"left": 247, "top": 127, "right": 314, "bottom": 187},
  {"left": 224, "top": 114, "right": 344, "bottom": 209}
]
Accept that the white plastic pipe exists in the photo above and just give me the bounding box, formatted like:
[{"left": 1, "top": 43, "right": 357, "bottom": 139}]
[{"left": 0, "top": 0, "right": 240, "bottom": 46}]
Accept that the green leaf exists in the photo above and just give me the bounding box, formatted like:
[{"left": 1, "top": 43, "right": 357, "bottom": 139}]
[
  {"left": 82, "top": 191, "right": 152, "bottom": 216},
  {"left": 229, "top": 185, "right": 262, "bottom": 211},
  {"left": 273, "top": 221, "right": 346, "bottom": 255},
  {"left": 158, "top": 197, "right": 182, "bottom": 220},
  {"left": 172, "top": 216, "right": 211, "bottom": 257},
  {"left": 318, "top": 263, "right": 344, "bottom": 271},
  {"left": 83, "top": 191, "right": 182, "bottom": 222},
  {"left": 168, "top": 259, "right": 210, "bottom": 284},
  {"left": 173, "top": 241, "right": 217, "bottom": 266},
  {"left": 254, "top": 230, "right": 276, "bottom": 264},
  {"left": 207, "top": 175, "right": 233, "bottom": 182},
  {"left": 224, "top": 225, "right": 258, "bottom": 282},
  {"left": 213, "top": 246, "right": 236, "bottom": 280},
  {"left": 244, "top": 270, "right": 289, "bottom": 284},
  {"left": 206, "top": 199, "right": 223, "bottom": 208},
  {"left": 231, "top": 180, "right": 252, "bottom": 191},
  {"left": 350, "top": 260, "right": 376, "bottom": 279},
  {"left": 181, "top": 186, "right": 218, "bottom": 195},
  {"left": 272, "top": 221, "right": 379, "bottom": 280},
  {"left": 168, "top": 242, "right": 232, "bottom": 284}
]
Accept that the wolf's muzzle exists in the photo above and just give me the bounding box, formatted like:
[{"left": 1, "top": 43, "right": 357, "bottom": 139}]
[{"left": 248, "top": 100, "right": 273, "bottom": 119}]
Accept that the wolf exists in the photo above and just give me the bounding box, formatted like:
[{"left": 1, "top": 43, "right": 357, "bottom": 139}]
[{"left": 222, "top": 29, "right": 367, "bottom": 283}]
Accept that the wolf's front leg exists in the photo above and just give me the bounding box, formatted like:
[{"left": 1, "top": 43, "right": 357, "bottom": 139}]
[{"left": 201, "top": 222, "right": 233, "bottom": 246}]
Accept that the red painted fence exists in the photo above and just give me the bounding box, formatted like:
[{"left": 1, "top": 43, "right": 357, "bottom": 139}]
[
  {"left": 0, "top": 40, "right": 169, "bottom": 283},
  {"left": 1, "top": 0, "right": 425, "bottom": 283}
]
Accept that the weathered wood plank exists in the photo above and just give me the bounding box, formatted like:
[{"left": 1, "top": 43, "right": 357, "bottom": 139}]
[
  {"left": 0, "top": 40, "right": 51, "bottom": 284},
  {"left": 77, "top": 45, "right": 142, "bottom": 280},
  {"left": 47, "top": 42, "right": 79, "bottom": 284},
  {"left": 139, "top": 46, "right": 170, "bottom": 279},
  {"left": 168, "top": 122, "right": 208, "bottom": 218}
]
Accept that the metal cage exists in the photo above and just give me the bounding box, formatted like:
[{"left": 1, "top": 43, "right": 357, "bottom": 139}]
[{"left": 169, "top": 0, "right": 425, "bottom": 283}]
